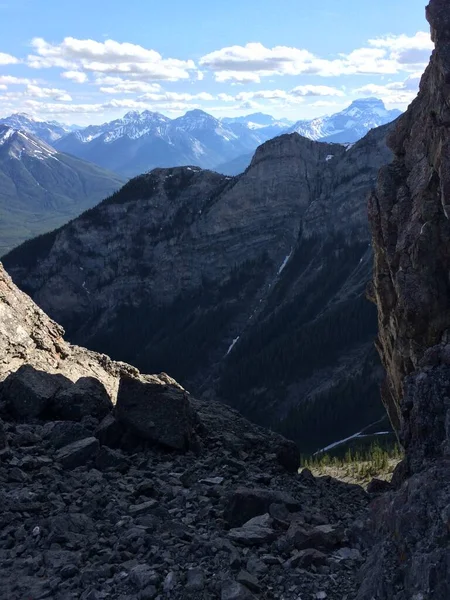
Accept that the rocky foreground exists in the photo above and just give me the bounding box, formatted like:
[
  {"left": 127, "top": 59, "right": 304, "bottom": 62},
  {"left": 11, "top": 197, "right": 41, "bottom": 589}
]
[{"left": 0, "top": 263, "right": 373, "bottom": 600}]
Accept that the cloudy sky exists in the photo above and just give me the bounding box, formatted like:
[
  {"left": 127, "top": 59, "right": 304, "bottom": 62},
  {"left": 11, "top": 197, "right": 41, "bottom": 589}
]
[{"left": 0, "top": 0, "right": 433, "bottom": 125}]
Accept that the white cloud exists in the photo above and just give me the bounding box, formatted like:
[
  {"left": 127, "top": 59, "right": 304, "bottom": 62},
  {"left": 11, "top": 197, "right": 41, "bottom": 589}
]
[
  {"left": 61, "top": 70, "right": 88, "bottom": 83},
  {"left": 19, "top": 98, "right": 202, "bottom": 117},
  {"left": 0, "top": 75, "right": 36, "bottom": 85},
  {"left": 215, "top": 71, "right": 264, "bottom": 83},
  {"left": 0, "top": 85, "right": 6, "bottom": 91},
  {"left": 217, "top": 85, "right": 343, "bottom": 106},
  {"left": 97, "top": 78, "right": 162, "bottom": 94},
  {"left": 139, "top": 91, "right": 214, "bottom": 102},
  {"left": 28, "top": 37, "right": 196, "bottom": 81},
  {"left": 26, "top": 84, "right": 72, "bottom": 102},
  {"left": 290, "top": 85, "right": 345, "bottom": 97},
  {"left": 199, "top": 32, "right": 433, "bottom": 82},
  {"left": 355, "top": 72, "right": 422, "bottom": 106},
  {"left": 0, "top": 52, "right": 19, "bottom": 65}
]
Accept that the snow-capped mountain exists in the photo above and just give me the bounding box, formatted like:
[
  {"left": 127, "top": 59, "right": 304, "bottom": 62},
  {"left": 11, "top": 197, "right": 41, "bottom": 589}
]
[
  {"left": 0, "top": 125, "right": 123, "bottom": 254},
  {"left": 0, "top": 113, "right": 75, "bottom": 145},
  {"left": 223, "top": 112, "right": 293, "bottom": 128},
  {"left": 223, "top": 113, "right": 294, "bottom": 144},
  {"left": 55, "top": 109, "right": 266, "bottom": 178},
  {"left": 289, "top": 98, "right": 402, "bottom": 143}
]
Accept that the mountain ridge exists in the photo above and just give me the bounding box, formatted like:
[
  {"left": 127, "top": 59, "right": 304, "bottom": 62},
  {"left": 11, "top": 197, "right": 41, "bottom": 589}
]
[
  {"left": 0, "top": 125, "right": 124, "bottom": 255},
  {"left": 3, "top": 125, "right": 393, "bottom": 452}
]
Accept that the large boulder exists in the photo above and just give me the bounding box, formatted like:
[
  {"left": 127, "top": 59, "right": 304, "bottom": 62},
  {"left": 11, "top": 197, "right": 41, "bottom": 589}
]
[
  {"left": 224, "top": 487, "right": 300, "bottom": 528},
  {"left": 115, "top": 375, "right": 194, "bottom": 451},
  {"left": 43, "top": 421, "right": 91, "bottom": 449},
  {"left": 0, "top": 365, "right": 69, "bottom": 419},
  {"left": 51, "top": 377, "right": 113, "bottom": 422}
]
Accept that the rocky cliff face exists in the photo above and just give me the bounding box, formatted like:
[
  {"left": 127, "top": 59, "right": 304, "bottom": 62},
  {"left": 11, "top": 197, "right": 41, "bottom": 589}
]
[
  {"left": 359, "top": 1, "right": 450, "bottom": 598},
  {"left": 3, "top": 127, "right": 393, "bottom": 452},
  {"left": 369, "top": 0, "right": 450, "bottom": 457}
]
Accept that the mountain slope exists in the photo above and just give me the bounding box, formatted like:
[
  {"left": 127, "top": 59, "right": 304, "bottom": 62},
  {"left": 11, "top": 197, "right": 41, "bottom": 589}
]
[
  {"left": 0, "top": 126, "right": 124, "bottom": 254},
  {"left": 289, "top": 98, "right": 402, "bottom": 143},
  {"left": 0, "top": 113, "right": 76, "bottom": 144},
  {"left": 54, "top": 109, "right": 265, "bottom": 178},
  {"left": 3, "top": 126, "right": 393, "bottom": 452}
]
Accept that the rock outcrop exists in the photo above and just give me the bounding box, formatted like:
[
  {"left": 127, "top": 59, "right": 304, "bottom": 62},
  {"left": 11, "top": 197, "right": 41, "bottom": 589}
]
[
  {"left": 360, "top": 1, "right": 450, "bottom": 598},
  {"left": 369, "top": 0, "right": 450, "bottom": 440},
  {"left": 3, "top": 125, "right": 393, "bottom": 452}
]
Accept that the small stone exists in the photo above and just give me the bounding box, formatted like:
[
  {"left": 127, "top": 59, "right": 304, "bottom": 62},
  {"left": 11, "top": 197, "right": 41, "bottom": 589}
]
[
  {"left": 221, "top": 579, "right": 255, "bottom": 600},
  {"left": 129, "top": 500, "right": 158, "bottom": 515},
  {"left": 229, "top": 514, "right": 276, "bottom": 546},
  {"left": 130, "top": 565, "right": 158, "bottom": 590},
  {"left": 0, "top": 418, "right": 6, "bottom": 449},
  {"left": 236, "top": 570, "right": 260, "bottom": 593},
  {"left": 95, "top": 413, "right": 124, "bottom": 448},
  {"left": 55, "top": 437, "right": 99, "bottom": 469},
  {"left": 185, "top": 568, "right": 204, "bottom": 592},
  {"left": 200, "top": 476, "right": 225, "bottom": 485},
  {"left": 60, "top": 564, "right": 79, "bottom": 579},
  {"left": 163, "top": 571, "right": 177, "bottom": 592},
  {"left": 333, "top": 547, "right": 363, "bottom": 562},
  {"left": 96, "top": 446, "right": 129, "bottom": 472},
  {"left": 288, "top": 548, "right": 328, "bottom": 568}
]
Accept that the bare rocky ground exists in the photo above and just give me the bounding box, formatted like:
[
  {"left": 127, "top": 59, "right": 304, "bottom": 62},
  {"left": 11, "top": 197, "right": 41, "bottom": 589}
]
[
  {"left": 0, "top": 367, "right": 374, "bottom": 600},
  {"left": 0, "top": 420, "right": 372, "bottom": 600}
]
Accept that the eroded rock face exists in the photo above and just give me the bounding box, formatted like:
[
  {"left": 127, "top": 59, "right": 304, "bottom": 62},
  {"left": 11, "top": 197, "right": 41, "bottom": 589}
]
[
  {"left": 360, "top": 2, "right": 450, "bottom": 598},
  {"left": 369, "top": 0, "right": 450, "bottom": 439}
]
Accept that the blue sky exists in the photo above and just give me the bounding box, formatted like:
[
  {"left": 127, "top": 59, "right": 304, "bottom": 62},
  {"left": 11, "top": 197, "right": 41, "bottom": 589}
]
[{"left": 0, "top": 0, "right": 433, "bottom": 124}]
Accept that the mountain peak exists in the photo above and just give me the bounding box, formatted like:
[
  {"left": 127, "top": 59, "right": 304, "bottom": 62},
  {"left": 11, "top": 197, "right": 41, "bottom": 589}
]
[
  {"left": 349, "top": 97, "right": 386, "bottom": 109},
  {"left": 182, "top": 109, "right": 217, "bottom": 120}
]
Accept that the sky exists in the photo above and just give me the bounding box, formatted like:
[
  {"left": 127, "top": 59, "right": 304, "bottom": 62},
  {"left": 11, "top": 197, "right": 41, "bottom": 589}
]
[{"left": 0, "top": 0, "right": 434, "bottom": 125}]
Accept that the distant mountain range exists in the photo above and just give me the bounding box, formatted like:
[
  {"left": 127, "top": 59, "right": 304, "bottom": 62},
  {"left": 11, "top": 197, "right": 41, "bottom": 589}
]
[
  {"left": 217, "top": 99, "right": 402, "bottom": 174},
  {"left": 0, "top": 113, "right": 81, "bottom": 145},
  {"left": 53, "top": 109, "right": 287, "bottom": 178},
  {"left": 288, "top": 98, "right": 402, "bottom": 143},
  {"left": 0, "top": 125, "right": 124, "bottom": 255},
  {"left": 1, "top": 100, "right": 401, "bottom": 178}
]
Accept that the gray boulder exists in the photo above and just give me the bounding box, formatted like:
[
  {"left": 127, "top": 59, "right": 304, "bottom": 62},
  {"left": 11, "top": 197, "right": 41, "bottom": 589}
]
[
  {"left": 0, "top": 364, "right": 69, "bottom": 419},
  {"left": 55, "top": 437, "right": 99, "bottom": 469},
  {"left": 95, "top": 413, "right": 124, "bottom": 447},
  {"left": 0, "top": 418, "right": 6, "bottom": 449},
  {"left": 51, "top": 376, "right": 112, "bottom": 421},
  {"left": 43, "top": 421, "right": 91, "bottom": 449},
  {"left": 115, "top": 375, "right": 194, "bottom": 451},
  {"left": 95, "top": 446, "right": 129, "bottom": 472},
  {"left": 221, "top": 580, "right": 256, "bottom": 600},
  {"left": 224, "top": 487, "right": 300, "bottom": 527},
  {"left": 228, "top": 514, "right": 276, "bottom": 547}
]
